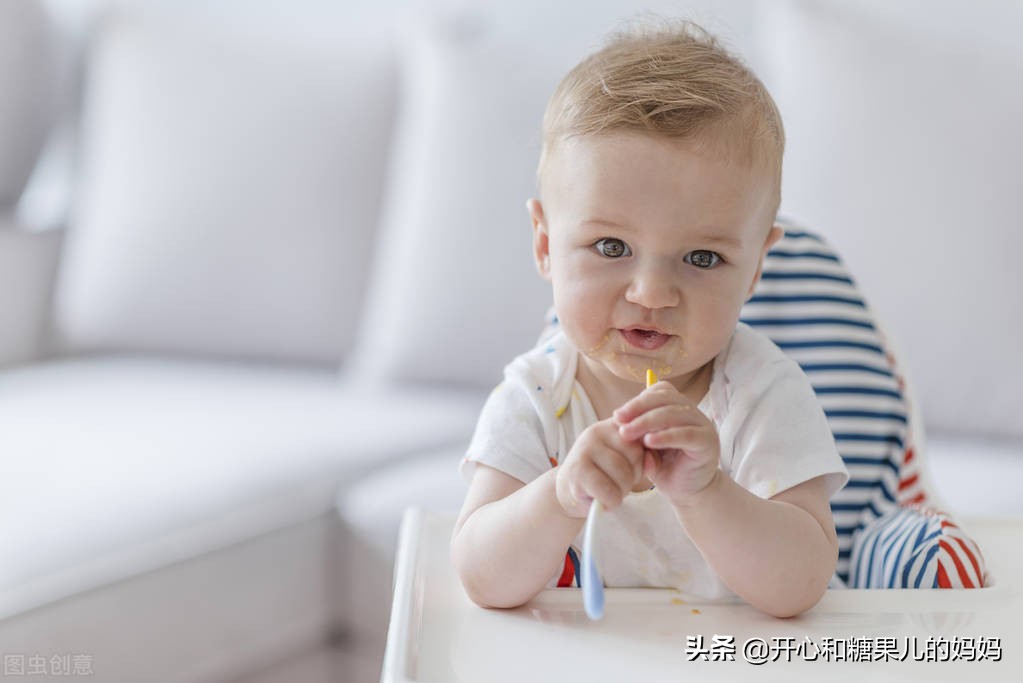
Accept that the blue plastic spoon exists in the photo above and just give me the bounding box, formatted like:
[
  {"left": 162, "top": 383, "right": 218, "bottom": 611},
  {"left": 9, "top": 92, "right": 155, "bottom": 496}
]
[
  {"left": 582, "top": 368, "right": 657, "bottom": 620},
  {"left": 582, "top": 499, "right": 605, "bottom": 619}
]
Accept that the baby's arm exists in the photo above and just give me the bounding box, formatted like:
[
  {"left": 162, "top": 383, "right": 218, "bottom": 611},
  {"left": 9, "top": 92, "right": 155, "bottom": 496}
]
[
  {"left": 674, "top": 472, "right": 837, "bottom": 618},
  {"left": 452, "top": 418, "right": 645, "bottom": 608},
  {"left": 616, "top": 382, "right": 837, "bottom": 617},
  {"left": 451, "top": 466, "right": 581, "bottom": 608}
]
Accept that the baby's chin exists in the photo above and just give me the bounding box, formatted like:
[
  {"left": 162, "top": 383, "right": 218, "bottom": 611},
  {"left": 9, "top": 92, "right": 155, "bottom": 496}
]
[{"left": 583, "top": 352, "right": 675, "bottom": 385}]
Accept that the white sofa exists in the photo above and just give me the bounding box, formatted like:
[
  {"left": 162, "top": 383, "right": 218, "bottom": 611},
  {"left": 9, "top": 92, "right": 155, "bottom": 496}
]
[{"left": 2, "top": 1, "right": 1021, "bottom": 682}]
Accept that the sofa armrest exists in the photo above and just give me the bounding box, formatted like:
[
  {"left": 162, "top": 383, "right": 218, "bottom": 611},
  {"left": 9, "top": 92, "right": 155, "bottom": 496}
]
[
  {"left": 848, "top": 504, "right": 986, "bottom": 589},
  {"left": 0, "top": 219, "right": 64, "bottom": 368}
]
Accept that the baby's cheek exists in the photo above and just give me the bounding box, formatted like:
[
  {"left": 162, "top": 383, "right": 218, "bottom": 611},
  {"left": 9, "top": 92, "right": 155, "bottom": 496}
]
[{"left": 551, "top": 294, "right": 598, "bottom": 341}]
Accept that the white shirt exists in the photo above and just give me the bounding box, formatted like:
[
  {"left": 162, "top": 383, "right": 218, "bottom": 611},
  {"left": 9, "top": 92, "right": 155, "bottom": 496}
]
[{"left": 462, "top": 323, "right": 848, "bottom": 598}]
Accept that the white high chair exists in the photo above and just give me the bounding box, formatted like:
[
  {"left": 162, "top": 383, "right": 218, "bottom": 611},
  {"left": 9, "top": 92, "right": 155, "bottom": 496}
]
[{"left": 380, "top": 223, "right": 1019, "bottom": 683}]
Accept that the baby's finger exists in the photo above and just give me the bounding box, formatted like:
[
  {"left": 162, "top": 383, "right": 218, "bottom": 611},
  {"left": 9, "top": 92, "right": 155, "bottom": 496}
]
[
  {"left": 613, "top": 381, "right": 687, "bottom": 424},
  {"left": 617, "top": 403, "right": 702, "bottom": 442},
  {"left": 590, "top": 444, "right": 641, "bottom": 493},
  {"left": 642, "top": 425, "right": 716, "bottom": 455},
  {"left": 576, "top": 463, "right": 628, "bottom": 510},
  {"left": 592, "top": 420, "right": 646, "bottom": 481},
  {"left": 642, "top": 449, "right": 661, "bottom": 479}
]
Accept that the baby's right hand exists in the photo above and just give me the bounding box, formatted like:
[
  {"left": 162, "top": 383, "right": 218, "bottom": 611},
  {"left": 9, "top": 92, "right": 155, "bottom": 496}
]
[{"left": 555, "top": 418, "right": 646, "bottom": 518}]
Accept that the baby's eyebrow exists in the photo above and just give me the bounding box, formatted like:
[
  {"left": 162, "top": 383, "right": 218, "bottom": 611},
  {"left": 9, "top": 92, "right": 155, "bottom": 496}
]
[
  {"left": 578, "top": 218, "right": 628, "bottom": 231},
  {"left": 692, "top": 232, "right": 743, "bottom": 249}
]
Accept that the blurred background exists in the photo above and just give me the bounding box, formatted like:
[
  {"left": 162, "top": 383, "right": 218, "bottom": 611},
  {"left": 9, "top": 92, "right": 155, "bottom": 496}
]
[
  {"left": 2, "top": 0, "right": 1021, "bottom": 681},
  {"left": 17, "top": 0, "right": 1023, "bottom": 419}
]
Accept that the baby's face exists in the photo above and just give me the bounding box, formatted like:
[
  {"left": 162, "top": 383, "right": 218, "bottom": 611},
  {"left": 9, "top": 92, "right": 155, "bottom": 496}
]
[{"left": 532, "top": 131, "right": 780, "bottom": 389}]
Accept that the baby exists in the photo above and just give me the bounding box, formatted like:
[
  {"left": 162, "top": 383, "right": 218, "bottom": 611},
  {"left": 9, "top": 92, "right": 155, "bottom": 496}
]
[{"left": 451, "top": 19, "right": 848, "bottom": 618}]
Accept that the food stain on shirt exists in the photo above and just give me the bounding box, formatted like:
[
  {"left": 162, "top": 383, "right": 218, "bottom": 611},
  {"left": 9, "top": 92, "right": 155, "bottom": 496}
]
[{"left": 673, "top": 570, "right": 692, "bottom": 590}]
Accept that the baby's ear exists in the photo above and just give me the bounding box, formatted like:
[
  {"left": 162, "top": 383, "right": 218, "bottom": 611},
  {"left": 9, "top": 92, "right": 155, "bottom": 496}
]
[
  {"left": 527, "top": 198, "right": 552, "bottom": 280},
  {"left": 746, "top": 224, "right": 784, "bottom": 298}
]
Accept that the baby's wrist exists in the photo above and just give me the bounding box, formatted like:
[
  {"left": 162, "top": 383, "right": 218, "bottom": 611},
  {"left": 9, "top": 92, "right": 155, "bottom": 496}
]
[
  {"left": 668, "top": 468, "right": 723, "bottom": 510},
  {"left": 549, "top": 467, "right": 588, "bottom": 519}
]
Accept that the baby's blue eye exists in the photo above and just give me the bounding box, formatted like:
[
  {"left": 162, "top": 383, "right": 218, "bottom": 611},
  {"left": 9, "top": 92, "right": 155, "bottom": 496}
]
[
  {"left": 685, "top": 250, "right": 722, "bottom": 269},
  {"left": 595, "top": 238, "right": 631, "bottom": 258}
]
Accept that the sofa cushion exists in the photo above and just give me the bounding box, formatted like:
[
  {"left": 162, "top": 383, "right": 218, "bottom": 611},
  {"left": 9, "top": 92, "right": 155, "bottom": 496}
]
[
  {"left": 0, "top": 0, "right": 56, "bottom": 208},
  {"left": 336, "top": 448, "right": 466, "bottom": 655},
  {"left": 347, "top": 17, "right": 564, "bottom": 390},
  {"left": 0, "top": 356, "right": 483, "bottom": 618},
  {"left": 764, "top": 0, "right": 1023, "bottom": 439},
  {"left": 0, "top": 220, "right": 63, "bottom": 367},
  {"left": 52, "top": 10, "right": 396, "bottom": 363}
]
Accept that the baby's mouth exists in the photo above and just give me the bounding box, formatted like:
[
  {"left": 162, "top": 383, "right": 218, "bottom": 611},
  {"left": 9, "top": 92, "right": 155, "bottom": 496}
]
[{"left": 620, "top": 328, "right": 671, "bottom": 350}]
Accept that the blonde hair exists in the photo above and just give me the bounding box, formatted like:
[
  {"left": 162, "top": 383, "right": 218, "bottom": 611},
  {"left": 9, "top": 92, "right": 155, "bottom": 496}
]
[{"left": 538, "top": 18, "right": 784, "bottom": 211}]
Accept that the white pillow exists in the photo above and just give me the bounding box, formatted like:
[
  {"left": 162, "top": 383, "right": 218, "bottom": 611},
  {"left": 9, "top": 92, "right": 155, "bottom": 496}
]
[
  {"left": 348, "top": 19, "right": 569, "bottom": 389},
  {"left": 0, "top": 217, "right": 62, "bottom": 366},
  {"left": 764, "top": 0, "right": 1023, "bottom": 439},
  {"left": 0, "top": 0, "right": 55, "bottom": 208},
  {"left": 53, "top": 10, "right": 396, "bottom": 363}
]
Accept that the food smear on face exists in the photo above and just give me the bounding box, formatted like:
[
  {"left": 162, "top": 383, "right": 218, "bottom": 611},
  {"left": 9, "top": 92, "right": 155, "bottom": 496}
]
[
  {"left": 586, "top": 331, "right": 687, "bottom": 383},
  {"left": 586, "top": 333, "right": 611, "bottom": 355}
]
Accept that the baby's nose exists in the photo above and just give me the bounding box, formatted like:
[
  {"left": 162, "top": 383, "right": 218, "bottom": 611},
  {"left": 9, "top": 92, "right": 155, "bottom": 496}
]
[{"left": 624, "top": 263, "right": 680, "bottom": 309}]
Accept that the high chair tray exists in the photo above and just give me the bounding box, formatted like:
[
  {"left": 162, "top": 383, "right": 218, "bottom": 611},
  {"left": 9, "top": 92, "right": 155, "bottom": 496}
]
[{"left": 383, "top": 509, "right": 1022, "bottom": 683}]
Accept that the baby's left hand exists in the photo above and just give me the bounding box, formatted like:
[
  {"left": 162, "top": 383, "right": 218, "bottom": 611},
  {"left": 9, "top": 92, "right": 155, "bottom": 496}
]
[{"left": 613, "top": 381, "right": 720, "bottom": 507}]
